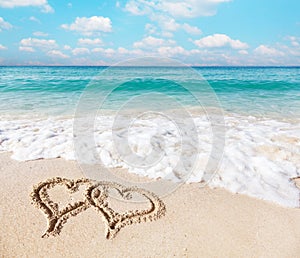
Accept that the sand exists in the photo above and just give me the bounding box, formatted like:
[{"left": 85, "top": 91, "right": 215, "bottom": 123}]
[{"left": 0, "top": 152, "right": 299, "bottom": 257}]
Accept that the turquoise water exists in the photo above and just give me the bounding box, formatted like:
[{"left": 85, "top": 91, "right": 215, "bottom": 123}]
[
  {"left": 0, "top": 66, "right": 300, "bottom": 118},
  {"left": 1, "top": 66, "right": 300, "bottom": 208}
]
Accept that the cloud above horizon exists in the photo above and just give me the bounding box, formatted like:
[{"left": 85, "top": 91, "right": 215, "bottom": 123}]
[
  {"left": 194, "top": 34, "right": 249, "bottom": 49},
  {"left": 0, "top": 0, "right": 299, "bottom": 65},
  {"left": 61, "top": 16, "right": 112, "bottom": 36},
  {"left": 0, "top": 0, "right": 54, "bottom": 13},
  {"left": 19, "top": 38, "right": 57, "bottom": 52},
  {"left": 124, "top": 0, "right": 231, "bottom": 18},
  {"left": 0, "top": 17, "right": 12, "bottom": 31}
]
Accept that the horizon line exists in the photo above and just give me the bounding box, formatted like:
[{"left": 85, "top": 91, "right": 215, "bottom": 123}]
[{"left": 1, "top": 65, "right": 300, "bottom": 68}]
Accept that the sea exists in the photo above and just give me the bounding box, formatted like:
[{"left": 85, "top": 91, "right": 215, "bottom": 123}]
[{"left": 0, "top": 66, "right": 299, "bottom": 207}]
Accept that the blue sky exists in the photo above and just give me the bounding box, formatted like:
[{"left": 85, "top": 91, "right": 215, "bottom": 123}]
[{"left": 0, "top": 0, "right": 299, "bottom": 65}]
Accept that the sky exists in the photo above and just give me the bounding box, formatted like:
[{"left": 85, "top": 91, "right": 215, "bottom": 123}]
[{"left": 0, "top": 0, "right": 299, "bottom": 66}]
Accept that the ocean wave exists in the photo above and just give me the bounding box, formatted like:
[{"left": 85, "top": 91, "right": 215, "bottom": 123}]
[{"left": 0, "top": 112, "right": 299, "bottom": 208}]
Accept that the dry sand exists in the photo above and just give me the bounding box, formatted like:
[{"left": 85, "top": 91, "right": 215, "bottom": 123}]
[{"left": 0, "top": 152, "right": 299, "bottom": 257}]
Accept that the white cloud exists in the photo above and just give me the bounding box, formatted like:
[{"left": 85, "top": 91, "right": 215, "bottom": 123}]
[
  {"left": 29, "top": 16, "right": 40, "bottom": 23},
  {"left": 161, "top": 31, "right": 174, "bottom": 38},
  {"left": 0, "top": 17, "right": 12, "bottom": 31},
  {"left": 0, "top": 44, "right": 7, "bottom": 50},
  {"left": 154, "top": 16, "right": 202, "bottom": 36},
  {"left": 125, "top": 0, "right": 231, "bottom": 18},
  {"left": 47, "top": 50, "right": 69, "bottom": 59},
  {"left": 78, "top": 38, "right": 103, "bottom": 46},
  {"left": 19, "top": 46, "right": 35, "bottom": 52},
  {"left": 19, "top": 38, "right": 57, "bottom": 51},
  {"left": 254, "top": 45, "right": 284, "bottom": 56},
  {"left": 158, "top": 46, "right": 188, "bottom": 56},
  {"left": 124, "top": 0, "right": 149, "bottom": 15},
  {"left": 129, "top": 36, "right": 190, "bottom": 57},
  {"left": 194, "top": 34, "right": 248, "bottom": 49},
  {"left": 90, "top": 46, "right": 145, "bottom": 57},
  {"left": 159, "top": 0, "right": 231, "bottom": 18},
  {"left": 133, "top": 36, "right": 175, "bottom": 48},
  {"left": 64, "top": 45, "right": 71, "bottom": 50},
  {"left": 117, "top": 47, "right": 130, "bottom": 54},
  {"left": 92, "top": 48, "right": 115, "bottom": 55},
  {"left": 67, "top": 2, "right": 72, "bottom": 8},
  {"left": 41, "top": 4, "right": 53, "bottom": 13},
  {"left": 182, "top": 23, "right": 201, "bottom": 35},
  {"left": 104, "top": 44, "right": 189, "bottom": 58},
  {"left": 117, "top": 47, "right": 144, "bottom": 55},
  {"left": 33, "top": 31, "right": 48, "bottom": 37},
  {"left": 145, "top": 23, "right": 157, "bottom": 34},
  {"left": 72, "top": 47, "right": 90, "bottom": 56},
  {"left": 154, "top": 15, "right": 180, "bottom": 32},
  {"left": 238, "top": 50, "right": 248, "bottom": 55},
  {"left": 288, "top": 36, "right": 300, "bottom": 47},
  {"left": 61, "top": 16, "right": 112, "bottom": 36},
  {"left": 0, "top": 0, "right": 54, "bottom": 13},
  {"left": 125, "top": 2, "right": 204, "bottom": 37},
  {"left": 0, "top": 0, "right": 44, "bottom": 7}
]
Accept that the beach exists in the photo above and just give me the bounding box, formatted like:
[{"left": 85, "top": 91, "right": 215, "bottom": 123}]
[
  {"left": 1, "top": 152, "right": 299, "bottom": 257},
  {"left": 1, "top": 0, "right": 300, "bottom": 256},
  {"left": 0, "top": 66, "right": 300, "bottom": 257}
]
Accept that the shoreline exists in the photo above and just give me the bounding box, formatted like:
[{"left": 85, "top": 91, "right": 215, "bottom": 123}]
[
  {"left": 1, "top": 152, "right": 299, "bottom": 257},
  {"left": 1, "top": 108, "right": 299, "bottom": 208}
]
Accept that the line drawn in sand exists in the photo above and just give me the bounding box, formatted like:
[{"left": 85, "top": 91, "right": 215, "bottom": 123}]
[{"left": 30, "top": 177, "right": 166, "bottom": 239}]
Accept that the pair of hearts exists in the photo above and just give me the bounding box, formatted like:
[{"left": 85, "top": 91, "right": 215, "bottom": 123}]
[{"left": 30, "top": 177, "right": 166, "bottom": 239}]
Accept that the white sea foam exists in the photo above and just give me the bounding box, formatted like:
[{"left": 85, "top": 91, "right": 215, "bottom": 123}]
[{"left": 0, "top": 113, "right": 299, "bottom": 208}]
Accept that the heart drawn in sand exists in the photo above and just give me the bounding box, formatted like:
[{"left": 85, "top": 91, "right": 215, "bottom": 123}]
[
  {"left": 30, "top": 177, "right": 166, "bottom": 239},
  {"left": 86, "top": 182, "right": 166, "bottom": 239},
  {"left": 30, "top": 177, "right": 94, "bottom": 238}
]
